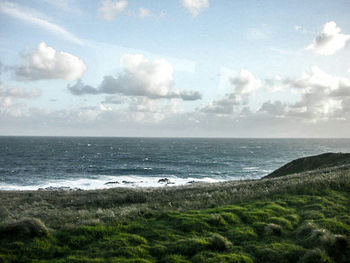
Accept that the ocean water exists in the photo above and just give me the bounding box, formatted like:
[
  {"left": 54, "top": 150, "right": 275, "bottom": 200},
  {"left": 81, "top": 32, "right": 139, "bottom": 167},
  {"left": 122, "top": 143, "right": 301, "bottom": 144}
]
[{"left": 1, "top": 137, "right": 350, "bottom": 190}]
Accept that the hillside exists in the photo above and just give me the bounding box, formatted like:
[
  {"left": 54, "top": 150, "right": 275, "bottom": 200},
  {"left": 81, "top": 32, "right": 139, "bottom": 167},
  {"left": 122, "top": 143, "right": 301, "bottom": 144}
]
[
  {"left": 0, "top": 155, "right": 350, "bottom": 262},
  {"left": 264, "top": 152, "right": 350, "bottom": 179}
]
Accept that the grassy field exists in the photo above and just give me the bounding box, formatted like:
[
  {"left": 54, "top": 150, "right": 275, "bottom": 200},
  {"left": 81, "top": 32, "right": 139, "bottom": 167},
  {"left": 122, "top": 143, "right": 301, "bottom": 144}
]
[{"left": 0, "top": 161, "right": 350, "bottom": 262}]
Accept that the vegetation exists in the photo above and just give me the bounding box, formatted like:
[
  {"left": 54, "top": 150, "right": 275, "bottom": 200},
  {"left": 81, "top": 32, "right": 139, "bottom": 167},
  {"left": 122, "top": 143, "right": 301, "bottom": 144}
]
[
  {"left": 0, "top": 154, "right": 350, "bottom": 262},
  {"left": 264, "top": 152, "right": 350, "bottom": 178}
]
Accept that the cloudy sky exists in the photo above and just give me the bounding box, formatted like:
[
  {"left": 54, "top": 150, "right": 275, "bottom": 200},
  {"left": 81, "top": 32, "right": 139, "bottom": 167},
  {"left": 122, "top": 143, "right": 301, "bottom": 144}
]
[{"left": 1, "top": 0, "right": 350, "bottom": 137}]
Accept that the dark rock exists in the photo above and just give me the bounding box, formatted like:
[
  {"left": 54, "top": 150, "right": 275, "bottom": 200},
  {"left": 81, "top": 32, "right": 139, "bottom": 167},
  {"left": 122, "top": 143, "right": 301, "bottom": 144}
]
[
  {"left": 104, "top": 181, "right": 119, "bottom": 185},
  {"left": 158, "top": 178, "right": 170, "bottom": 184},
  {"left": 187, "top": 180, "right": 199, "bottom": 184}
]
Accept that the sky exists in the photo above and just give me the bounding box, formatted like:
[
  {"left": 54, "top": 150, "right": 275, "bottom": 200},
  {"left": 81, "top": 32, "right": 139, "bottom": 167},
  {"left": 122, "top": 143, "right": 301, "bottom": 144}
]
[{"left": 0, "top": 0, "right": 350, "bottom": 137}]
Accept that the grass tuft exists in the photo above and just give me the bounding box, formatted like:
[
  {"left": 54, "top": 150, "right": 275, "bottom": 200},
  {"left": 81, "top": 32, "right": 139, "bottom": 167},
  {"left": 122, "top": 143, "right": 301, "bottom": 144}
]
[{"left": 0, "top": 218, "right": 48, "bottom": 239}]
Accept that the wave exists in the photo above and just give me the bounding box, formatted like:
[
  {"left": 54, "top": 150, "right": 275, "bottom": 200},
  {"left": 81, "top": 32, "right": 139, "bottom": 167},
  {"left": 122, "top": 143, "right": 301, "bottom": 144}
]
[{"left": 0, "top": 175, "right": 225, "bottom": 191}]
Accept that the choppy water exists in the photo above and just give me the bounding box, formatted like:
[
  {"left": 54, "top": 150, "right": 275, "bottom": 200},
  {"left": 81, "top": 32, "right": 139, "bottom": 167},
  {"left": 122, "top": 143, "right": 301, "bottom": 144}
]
[{"left": 1, "top": 137, "right": 350, "bottom": 190}]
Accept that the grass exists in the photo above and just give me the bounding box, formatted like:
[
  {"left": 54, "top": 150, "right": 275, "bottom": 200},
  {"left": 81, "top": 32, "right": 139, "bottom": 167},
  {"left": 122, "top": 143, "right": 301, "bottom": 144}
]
[{"left": 0, "top": 163, "right": 350, "bottom": 262}]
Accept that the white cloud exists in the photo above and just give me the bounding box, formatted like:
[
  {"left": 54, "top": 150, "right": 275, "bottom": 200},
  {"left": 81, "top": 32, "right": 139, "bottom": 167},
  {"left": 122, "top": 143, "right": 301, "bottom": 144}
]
[
  {"left": 261, "top": 67, "right": 350, "bottom": 122},
  {"left": 202, "top": 69, "right": 261, "bottom": 114},
  {"left": 285, "top": 66, "right": 348, "bottom": 93},
  {"left": 265, "top": 75, "right": 285, "bottom": 92},
  {"left": 0, "top": 1, "right": 83, "bottom": 45},
  {"left": 231, "top": 69, "right": 262, "bottom": 96},
  {"left": 0, "top": 83, "right": 41, "bottom": 99},
  {"left": 259, "top": 101, "right": 286, "bottom": 117},
  {"left": 0, "top": 83, "right": 41, "bottom": 117},
  {"left": 306, "top": 21, "right": 350, "bottom": 55},
  {"left": 68, "top": 54, "right": 202, "bottom": 101},
  {"left": 181, "top": 0, "right": 209, "bottom": 17},
  {"left": 16, "top": 42, "right": 87, "bottom": 81},
  {"left": 139, "top": 7, "right": 151, "bottom": 18},
  {"left": 201, "top": 94, "right": 239, "bottom": 115},
  {"left": 98, "top": 0, "right": 127, "bottom": 21}
]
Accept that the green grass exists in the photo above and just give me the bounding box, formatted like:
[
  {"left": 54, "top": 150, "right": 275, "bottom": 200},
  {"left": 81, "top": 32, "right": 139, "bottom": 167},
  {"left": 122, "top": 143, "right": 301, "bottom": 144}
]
[
  {"left": 0, "top": 164, "right": 350, "bottom": 262},
  {"left": 0, "top": 185, "right": 350, "bottom": 262}
]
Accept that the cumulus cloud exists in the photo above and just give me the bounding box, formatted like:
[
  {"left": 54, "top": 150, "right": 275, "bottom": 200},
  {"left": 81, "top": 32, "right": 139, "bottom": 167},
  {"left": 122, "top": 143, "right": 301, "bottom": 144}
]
[
  {"left": 202, "top": 69, "right": 261, "bottom": 114},
  {"left": 0, "top": 1, "right": 83, "bottom": 45},
  {"left": 201, "top": 94, "right": 239, "bottom": 114},
  {"left": 0, "top": 83, "right": 41, "bottom": 99},
  {"left": 181, "top": 0, "right": 209, "bottom": 17},
  {"left": 259, "top": 101, "right": 286, "bottom": 117},
  {"left": 284, "top": 66, "right": 349, "bottom": 92},
  {"left": 0, "top": 82, "right": 41, "bottom": 117},
  {"left": 98, "top": 0, "right": 127, "bottom": 21},
  {"left": 68, "top": 79, "right": 99, "bottom": 95},
  {"left": 68, "top": 54, "right": 201, "bottom": 101},
  {"left": 16, "top": 42, "right": 87, "bottom": 81},
  {"left": 231, "top": 69, "right": 262, "bottom": 99},
  {"left": 264, "top": 75, "right": 285, "bottom": 92},
  {"left": 260, "top": 67, "right": 350, "bottom": 122},
  {"left": 306, "top": 21, "right": 350, "bottom": 55}
]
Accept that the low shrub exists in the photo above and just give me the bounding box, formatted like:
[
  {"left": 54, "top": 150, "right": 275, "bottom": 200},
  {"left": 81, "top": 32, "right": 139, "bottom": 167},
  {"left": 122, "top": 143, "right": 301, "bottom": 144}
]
[
  {"left": 298, "top": 248, "right": 332, "bottom": 263},
  {"left": 254, "top": 242, "right": 305, "bottom": 263},
  {"left": 160, "top": 254, "right": 190, "bottom": 263},
  {"left": 206, "top": 214, "right": 227, "bottom": 227},
  {"left": 0, "top": 218, "right": 48, "bottom": 239},
  {"left": 207, "top": 233, "right": 232, "bottom": 251},
  {"left": 192, "top": 252, "right": 254, "bottom": 263},
  {"left": 301, "top": 211, "right": 325, "bottom": 220},
  {"left": 169, "top": 238, "right": 209, "bottom": 256},
  {"left": 269, "top": 217, "right": 293, "bottom": 230},
  {"left": 304, "top": 229, "right": 335, "bottom": 248},
  {"left": 314, "top": 218, "right": 350, "bottom": 235},
  {"left": 227, "top": 226, "right": 258, "bottom": 242},
  {"left": 264, "top": 223, "right": 283, "bottom": 236}
]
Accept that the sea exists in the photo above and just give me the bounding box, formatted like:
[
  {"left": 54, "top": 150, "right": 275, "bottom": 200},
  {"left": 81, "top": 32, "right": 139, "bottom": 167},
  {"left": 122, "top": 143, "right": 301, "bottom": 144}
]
[{"left": 1, "top": 137, "right": 350, "bottom": 191}]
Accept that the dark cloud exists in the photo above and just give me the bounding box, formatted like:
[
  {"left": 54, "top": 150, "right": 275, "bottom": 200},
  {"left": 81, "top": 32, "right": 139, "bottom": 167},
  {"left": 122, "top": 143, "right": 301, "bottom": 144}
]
[
  {"left": 101, "top": 95, "right": 124, "bottom": 105},
  {"left": 68, "top": 80, "right": 99, "bottom": 95}
]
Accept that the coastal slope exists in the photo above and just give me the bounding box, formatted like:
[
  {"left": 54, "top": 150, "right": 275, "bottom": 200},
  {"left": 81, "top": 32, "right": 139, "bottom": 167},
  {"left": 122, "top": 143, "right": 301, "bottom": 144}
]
[
  {"left": 0, "top": 154, "right": 349, "bottom": 262},
  {"left": 264, "top": 152, "right": 350, "bottom": 179}
]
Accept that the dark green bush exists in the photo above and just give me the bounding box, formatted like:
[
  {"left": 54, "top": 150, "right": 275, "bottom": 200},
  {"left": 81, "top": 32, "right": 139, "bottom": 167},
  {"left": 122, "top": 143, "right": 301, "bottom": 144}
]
[
  {"left": 298, "top": 248, "right": 333, "bottom": 263},
  {"left": 169, "top": 238, "right": 209, "bottom": 256},
  {"left": 207, "top": 233, "right": 232, "bottom": 251},
  {"left": 254, "top": 242, "right": 305, "bottom": 263},
  {"left": 227, "top": 226, "right": 258, "bottom": 242},
  {"left": 0, "top": 218, "right": 48, "bottom": 239},
  {"left": 160, "top": 254, "right": 190, "bottom": 263},
  {"left": 206, "top": 214, "right": 227, "bottom": 227},
  {"left": 192, "top": 251, "right": 254, "bottom": 263},
  {"left": 264, "top": 223, "right": 283, "bottom": 236}
]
